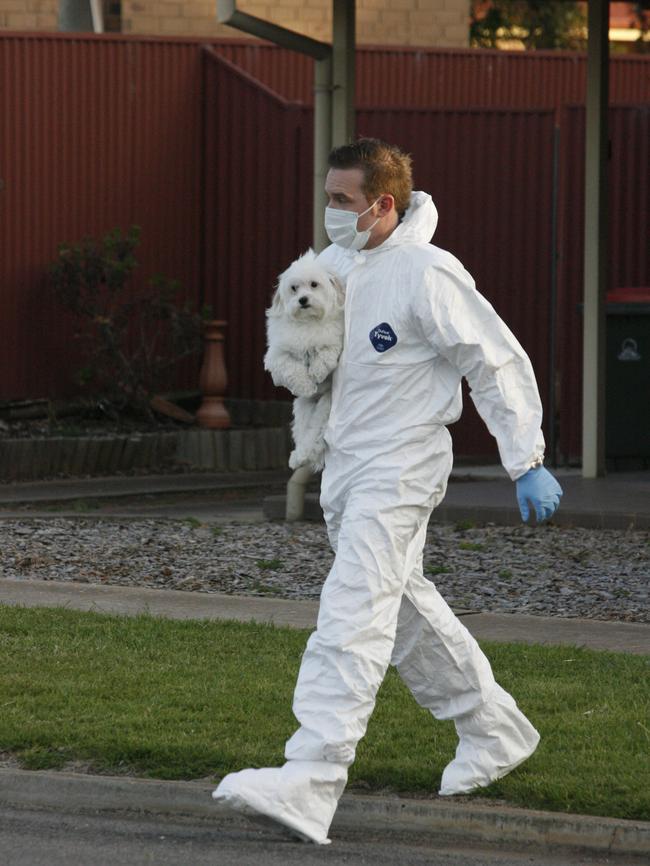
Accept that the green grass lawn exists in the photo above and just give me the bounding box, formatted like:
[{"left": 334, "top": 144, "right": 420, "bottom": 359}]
[{"left": 0, "top": 604, "right": 648, "bottom": 821}]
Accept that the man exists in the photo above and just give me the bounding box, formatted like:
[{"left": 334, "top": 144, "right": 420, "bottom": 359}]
[{"left": 214, "top": 138, "right": 563, "bottom": 845}]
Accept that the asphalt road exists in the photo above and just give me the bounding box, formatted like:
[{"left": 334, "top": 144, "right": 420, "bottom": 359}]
[{"left": 1, "top": 806, "right": 643, "bottom": 866}]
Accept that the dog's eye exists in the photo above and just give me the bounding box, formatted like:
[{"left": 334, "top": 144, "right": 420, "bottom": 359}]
[
  {"left": 291, "top": 285, "right": 298, "bottom": 292},
  {"left": 310, "top": 281, "right": 318, "bottom": 288}
]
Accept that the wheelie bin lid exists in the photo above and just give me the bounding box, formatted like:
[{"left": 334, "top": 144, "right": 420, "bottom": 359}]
[
  {"left": 606, "top": 287, "right": 650, "bottom": 314},
  {"left": 607, "top": 287, "right": 650, "bottom": 303}
]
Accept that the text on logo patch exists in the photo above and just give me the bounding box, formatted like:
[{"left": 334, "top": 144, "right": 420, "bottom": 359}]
[{"left": 369, "top": 322, "right": 398, "bottom": 353}]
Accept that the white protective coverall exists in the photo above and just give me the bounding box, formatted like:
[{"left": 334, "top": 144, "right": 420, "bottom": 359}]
[{"left": 214, "top": 192, "right": 544, "bottom": 844}]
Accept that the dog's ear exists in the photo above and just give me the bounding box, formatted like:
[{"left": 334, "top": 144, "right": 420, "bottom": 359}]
[
  {"left": 268, "top": 287, "right": 285, "bottom": 318},
  {"left": 329, "top": 274, "right": 345, "bottom": 308}
]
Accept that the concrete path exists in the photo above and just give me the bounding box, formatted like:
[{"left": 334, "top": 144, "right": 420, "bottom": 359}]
[
  {"left": 265, "top": 469, "right": 650, "bottom": 530},
  {"left": 0, "top": 469, "right": 293, "bottom": 505},
  {"left": 437, "top": 470, "right": 650, "bottom": 530},
  {"left": 1, "top": 577, "right": 647, "bottom": 655},
  {"left": 1, "top": 466, "right": 649, "bottom": 528}
]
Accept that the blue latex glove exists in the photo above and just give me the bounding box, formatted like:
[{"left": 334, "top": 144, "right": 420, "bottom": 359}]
[{"left": 515, "top": 466, "right": 563, "bottom": 523}]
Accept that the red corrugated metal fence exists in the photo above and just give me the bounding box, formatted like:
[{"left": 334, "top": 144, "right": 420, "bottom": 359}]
[
  {"left": 213, "top": 39, "right": 649, "bottom": 109},
  {"left": 201, "top": 47, "right": 313, "bottom": 400},
  {"left": 0, "top": 34, "right": 204, "bottom": 399},
  {"left": 1, "top": 32, "right": 648, "bottom": 463}
]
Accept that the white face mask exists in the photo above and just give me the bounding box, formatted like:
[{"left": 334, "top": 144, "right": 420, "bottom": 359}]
[{"left": 324, "top": 199, "right": 380, "bottom": 250}]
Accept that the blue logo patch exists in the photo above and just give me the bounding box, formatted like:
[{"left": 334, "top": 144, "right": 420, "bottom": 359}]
[{"left": 369, "top": 322, "right": 398, "bottom": 353}]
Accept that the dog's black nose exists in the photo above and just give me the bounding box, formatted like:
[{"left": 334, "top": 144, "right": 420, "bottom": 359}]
[{"left": 299, "top": 296, "right": 309, "bottom": 307}]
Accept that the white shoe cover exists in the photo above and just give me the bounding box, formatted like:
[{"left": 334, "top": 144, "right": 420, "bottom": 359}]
[
  {"left": 212, "top": 760, "right": 347, "bottom": 845},
  {"left": 439, "top": 685, "right": 540, "bottom": 796}
]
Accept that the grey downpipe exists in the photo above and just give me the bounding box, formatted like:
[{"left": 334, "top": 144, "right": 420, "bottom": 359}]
[
  {"left": 548, "top": 124, "right": 560, "bottom": 467},
  {"left": 286, "top": 464, "right": 313, "bottom": 522}
]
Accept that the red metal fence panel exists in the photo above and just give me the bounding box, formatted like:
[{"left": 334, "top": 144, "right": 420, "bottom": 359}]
[
  {"left": 210, "top": 38, "right": 312, "bottom": 104},
  {"left": 0, "top": 33, "right": 204, "bottom": 400},
  {"left": 354, "top": 46, "right": 650, "bottom": 108},
  {"left": 201, "top": 47, "right": 313, "bottom": 400},
  {"left": 210, "top": 40, "right": 649, "bottom": 109}
]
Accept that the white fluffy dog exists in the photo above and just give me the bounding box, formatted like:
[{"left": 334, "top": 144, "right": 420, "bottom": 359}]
[{"left": 264, "top": 249, "right": 344, "bottom": 472}]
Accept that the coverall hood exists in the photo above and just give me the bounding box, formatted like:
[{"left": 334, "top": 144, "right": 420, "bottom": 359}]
[{"left": 378, "top": 190, "right": 439, "bottom": 251}]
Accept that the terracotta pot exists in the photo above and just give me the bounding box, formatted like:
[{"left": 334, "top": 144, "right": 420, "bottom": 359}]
[{"left": 196, "top": 319, "right": 231, "bottom": 429}]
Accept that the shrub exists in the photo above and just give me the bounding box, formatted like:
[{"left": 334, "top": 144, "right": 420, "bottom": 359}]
[{"left": 50, "top": 226, "right": 205, "bottom": 419}]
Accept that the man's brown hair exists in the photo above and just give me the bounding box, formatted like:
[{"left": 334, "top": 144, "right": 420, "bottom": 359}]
[{"left": 328, "top": 138, "right": 413, "bottom": 216}]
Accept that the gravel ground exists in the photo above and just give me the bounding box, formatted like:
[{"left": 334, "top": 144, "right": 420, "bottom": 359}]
[{"left": 0, "top": 518, "right": 648, "bottom": 623}]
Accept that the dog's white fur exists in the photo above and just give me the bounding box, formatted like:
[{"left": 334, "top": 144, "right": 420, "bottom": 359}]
[{"left": 264, "top": 249, "right": 344, "bottom": 471}]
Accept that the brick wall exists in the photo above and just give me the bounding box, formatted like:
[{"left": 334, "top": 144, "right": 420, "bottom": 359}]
[
  {"left": 122, "top": 0, "right": 469, "bottom": 47},
  {"left": 0, "top": 0, "right": 57, "bottom": 30},
  {"left": 1, "top": 0, "right": 470, "bottom": 49}
]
